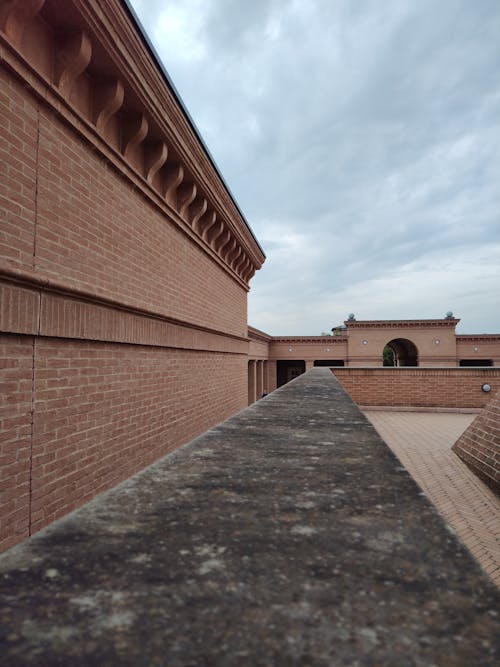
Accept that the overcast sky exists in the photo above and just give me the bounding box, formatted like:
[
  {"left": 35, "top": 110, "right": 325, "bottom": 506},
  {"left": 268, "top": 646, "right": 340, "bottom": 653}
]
[{"left": 129, "top": 0, "right": 500, "bottom": 335}]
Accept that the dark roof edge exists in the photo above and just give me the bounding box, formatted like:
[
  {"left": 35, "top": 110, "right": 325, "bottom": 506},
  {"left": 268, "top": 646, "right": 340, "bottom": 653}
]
[{"left": 121, "top": 0, "right": 265, "bottom": 258}]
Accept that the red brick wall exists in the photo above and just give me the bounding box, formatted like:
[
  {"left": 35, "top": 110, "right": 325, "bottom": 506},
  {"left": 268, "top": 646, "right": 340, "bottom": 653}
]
[
  {"left": 332, "top": 368, "right": 499, "bottom": 409},
  {"left": 452, "top": 394, "right": 500, "bottom": 494},
  {"left": 0, "top": 68, "right": 38, "bottom": 270},
  {"left": 1, "top": 333, "right": 246, "bottom": 552},
  {"left": 30, "top": 339, "right": 246, "bottom": 536},
  {"left": 34, "top": 107, "right": 247, "bottom": 337},
  {"left": 0, "top": 69, "right": 247, "bottom": 338},
  {"left": 0, "top": 335, "right": 32, "bottom": 552},
  {"left": 0, "top": 7, "right": 259, "bottom": 552}
]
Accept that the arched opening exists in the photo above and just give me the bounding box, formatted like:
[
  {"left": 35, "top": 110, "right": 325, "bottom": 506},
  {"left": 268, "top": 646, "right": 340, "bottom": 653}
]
[{"left": 383, "top": 339, "right": 418, "bottom": 367}]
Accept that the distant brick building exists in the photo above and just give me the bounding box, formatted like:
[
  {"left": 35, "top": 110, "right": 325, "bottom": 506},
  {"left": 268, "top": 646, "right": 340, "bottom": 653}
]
[{"left": 248, "top": 318, "right": 500, "bottom": 401}]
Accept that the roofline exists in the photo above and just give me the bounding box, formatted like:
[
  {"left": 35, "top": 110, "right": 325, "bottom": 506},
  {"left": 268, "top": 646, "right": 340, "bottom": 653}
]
[
  {"left": 121, "top": 0, "right": 265, "bottom": 258},
  {"left": 344, "top": 319, "right": 460, "bottom": 328},
  {"left": 271, "top": 336, "right": 347, "bottom": 342},
  {"left": 247, "top": 325, "right": 273, "bottom": 341}
]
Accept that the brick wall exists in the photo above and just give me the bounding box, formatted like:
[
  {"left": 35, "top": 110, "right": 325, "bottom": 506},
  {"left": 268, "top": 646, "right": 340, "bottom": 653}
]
[
  {"left": 0, "top": 72, "right": 38, "bottom": 269},
  {"left": 34, "top": 106, "right": 247, "bottom": 337},
  {"left": 452, "top": 394, "right": 500, "bottom": 494},
  {"left": 0, "top": 333, "right": 246, "bottom": 552},
  {"left": 0, "top": 335, "right": 32, "bottom": 552},
  {"left": 0, "top": 1, "right": 264, "bottom": 552},
  {"left": 332, "top": 368, "right": 499, "bottom": 409},
  {"left": 0, "top": 69, "right": 247, "bottom": 338}
]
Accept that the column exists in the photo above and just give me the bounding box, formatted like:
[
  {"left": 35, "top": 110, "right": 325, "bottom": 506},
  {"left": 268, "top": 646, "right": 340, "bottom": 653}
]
[
  {"left": 268, "top": 361, "right": 277, "bottom": 393},
  {"left": 256, "top": 360, "right": 263, "bottom": 399},
  {"left": 248, "top": 360, "right": 256, "bottom": 405}
]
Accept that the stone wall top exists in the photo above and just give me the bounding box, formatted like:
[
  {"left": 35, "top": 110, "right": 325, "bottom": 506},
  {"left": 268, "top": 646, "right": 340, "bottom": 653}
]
[{"left": 0, "top": 368, "right": 498, "bottom": 663}]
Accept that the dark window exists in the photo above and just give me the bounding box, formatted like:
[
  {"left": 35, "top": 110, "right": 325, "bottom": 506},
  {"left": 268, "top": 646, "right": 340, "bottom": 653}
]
[
  {"left": 313, "top": 360, "right": 345, "bottom": 367},
  {"left": 459, "top": 359, "right": 493, "bottom": 367},
  {"left": 276, "top": 360, "right": 306, "bottom": 387}
]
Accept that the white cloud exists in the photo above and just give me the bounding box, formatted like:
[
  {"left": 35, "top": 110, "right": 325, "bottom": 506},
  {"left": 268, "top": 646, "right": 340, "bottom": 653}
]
[
  {"left": 130, "top": 0, "right": 500, "bottom": 335},
  {"left": 152, "top": 1, "right": 209, "bottom": 63}
]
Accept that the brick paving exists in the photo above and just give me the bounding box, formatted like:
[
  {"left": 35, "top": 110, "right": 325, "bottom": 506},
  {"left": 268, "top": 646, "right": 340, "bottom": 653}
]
[{"left": 363, "top": 410, "right": 500, "bottom": 587}]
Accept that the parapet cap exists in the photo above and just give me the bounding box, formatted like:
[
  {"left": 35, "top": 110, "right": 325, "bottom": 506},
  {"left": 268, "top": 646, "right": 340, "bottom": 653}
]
[{"left": 247, "top": 325, "right": 273, "bottom": 343}]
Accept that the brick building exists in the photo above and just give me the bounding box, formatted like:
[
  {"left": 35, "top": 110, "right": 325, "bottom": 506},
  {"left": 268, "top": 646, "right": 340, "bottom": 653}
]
[
  {"left": 1, "top": 0, "right": 499, "bottom": 552},
  {"left": 0, "top": 0, "right": 264, "bottom": 551},
  {"left": 247, "top": 319, "right": 500, "bottom": 401}
]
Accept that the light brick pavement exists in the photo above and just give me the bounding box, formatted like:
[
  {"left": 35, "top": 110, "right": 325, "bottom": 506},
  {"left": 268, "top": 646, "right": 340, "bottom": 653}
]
[{"left": 363, "top": 410, "right": 500, "bottom": 587}]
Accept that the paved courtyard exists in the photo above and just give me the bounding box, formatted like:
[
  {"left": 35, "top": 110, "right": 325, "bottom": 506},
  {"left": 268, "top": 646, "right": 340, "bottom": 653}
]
[{"left": 363, "top": 410, "right": 500, "bottom": 587}]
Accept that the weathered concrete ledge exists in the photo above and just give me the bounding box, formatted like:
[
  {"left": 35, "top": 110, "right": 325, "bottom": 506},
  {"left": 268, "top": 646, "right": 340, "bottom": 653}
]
[{"left": 0, "top": 368, "right": 499, "bottom": 665}]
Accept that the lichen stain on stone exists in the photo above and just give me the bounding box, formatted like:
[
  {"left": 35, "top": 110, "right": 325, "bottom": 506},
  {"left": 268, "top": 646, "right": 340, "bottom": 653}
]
[
  {"left": 22, "top": 619, "right": 79, "bottom": 643},
  {"left": 100, "top": 610, "right": 136, "bottom": 630},
  {"left": 296, "top": 500, "right": 316, "bottom": 509},
  {"left": 290, "top": 525, "right": 317, "bottom": 536}
]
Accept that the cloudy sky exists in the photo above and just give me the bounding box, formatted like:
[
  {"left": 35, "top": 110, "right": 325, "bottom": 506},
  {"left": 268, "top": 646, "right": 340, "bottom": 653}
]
[{"left": 129, "top": 0, "right": 500, "bottom": 335}]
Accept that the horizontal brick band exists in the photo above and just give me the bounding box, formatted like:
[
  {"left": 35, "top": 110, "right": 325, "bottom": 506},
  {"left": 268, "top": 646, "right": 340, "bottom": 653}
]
[{"left": 0, "top": 278, "right": 248, "bottom": 354}]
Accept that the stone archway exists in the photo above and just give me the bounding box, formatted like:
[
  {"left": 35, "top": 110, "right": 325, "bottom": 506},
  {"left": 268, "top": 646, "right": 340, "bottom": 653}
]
[{"left": 383, "top": 338, "right": 419, "bottom": 366}]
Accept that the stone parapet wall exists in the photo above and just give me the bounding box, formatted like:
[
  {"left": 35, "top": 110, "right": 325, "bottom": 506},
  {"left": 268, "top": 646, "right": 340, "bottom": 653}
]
[
  {"left": 1, "top": 368, "right": 498, "bottom": 664},
  {"left": 332, "top": 368, "right": 499, "bottom": 409},
  {"left": 452, "top": 393, "right": 500, "bottom": 494}
]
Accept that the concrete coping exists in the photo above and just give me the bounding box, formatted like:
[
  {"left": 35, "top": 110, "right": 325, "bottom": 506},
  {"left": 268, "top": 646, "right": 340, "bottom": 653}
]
[{"left": 0, "top": 368, "right": 498, "bottom": 665}]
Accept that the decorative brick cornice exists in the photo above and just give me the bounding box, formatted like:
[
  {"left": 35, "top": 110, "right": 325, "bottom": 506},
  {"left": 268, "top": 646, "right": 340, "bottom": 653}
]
[
  {"left": 271, "top": 336, "right": 347, "bottom": 344},
  {"left": 457, "top": 335, "right": 500, "bottom": 343},
  {"left": 344, "top": 319, "right": 460, "bottom": 329},
  {"left": 0, "top": 0, "right": 264, "bottom": 286}
]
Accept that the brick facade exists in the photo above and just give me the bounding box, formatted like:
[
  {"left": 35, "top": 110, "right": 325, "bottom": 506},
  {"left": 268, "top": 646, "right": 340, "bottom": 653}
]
[
  {"left": 0, "top": 0, "right": 264, "bottom": 552},
  {"left": 267, "top": 321, "right": 500, "bottom": 370},
  {"left": 452, "top": 393, "right": 500, "bottom": 494}
]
